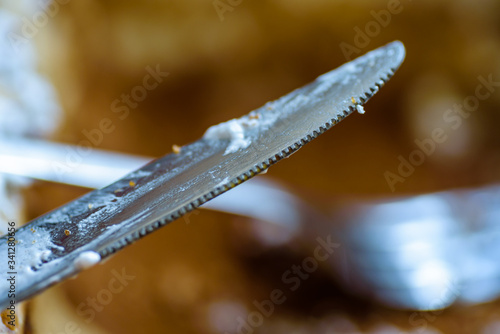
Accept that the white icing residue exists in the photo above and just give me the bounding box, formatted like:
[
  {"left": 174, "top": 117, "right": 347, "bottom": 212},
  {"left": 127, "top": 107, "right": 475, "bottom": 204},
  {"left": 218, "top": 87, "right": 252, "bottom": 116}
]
[
  {"left": 74, "top": 251, "right": 101, "bottom": 270},
  {"left": 202, "top": 42, "right": 405, "bottom": 156},
  {"left": 203, "top": 114, "right": 260, "bottom": 155},
  {"left": 216, "top": 176, "right": 230, "bottom": 188},
  {"left": 356, "top": 104, "right": 365, "bottom": 114},
  {"left": 127, "top": 169, "right": 152, "bottom": 179},
  {"left": 314, "top": 58, "right": 365, "bottom": 95},
  {"left": 22, "top": 230, "right": 63, "bottom": 270},
  {"left": 40, "top": 250, "right": 52, "bottom": 262},
  {"left": 0, "top": 226, "right": 65, "bottom": 295}
]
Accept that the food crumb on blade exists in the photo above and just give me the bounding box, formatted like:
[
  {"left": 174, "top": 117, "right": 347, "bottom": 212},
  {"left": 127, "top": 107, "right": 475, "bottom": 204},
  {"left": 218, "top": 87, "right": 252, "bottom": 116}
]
[
  {"left": 172, "top": 144, "right": 181, "bottom": 154},
  {"left": 74, "top": 251, "right": 101, "bottom": 270},
  {"left": 356, "top": 104, "right": 365, "bottom": 114}
]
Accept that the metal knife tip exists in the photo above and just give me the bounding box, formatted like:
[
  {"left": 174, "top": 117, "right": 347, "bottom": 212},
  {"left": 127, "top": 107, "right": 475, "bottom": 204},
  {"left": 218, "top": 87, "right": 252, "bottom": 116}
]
[{"left": 385, "top": 40, "right": 406, "bottom": 70}]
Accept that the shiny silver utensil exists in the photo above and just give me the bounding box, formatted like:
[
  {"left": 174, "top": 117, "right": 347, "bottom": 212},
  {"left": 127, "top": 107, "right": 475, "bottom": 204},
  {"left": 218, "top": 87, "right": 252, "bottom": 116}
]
[
  {"left": 6, "top": 137, "right": 500, "bottom": 311},
  {"left": 328, "top": 186, "right": 500, "bottom": 310},
  {"left": 6, "top": 137, "right": 500, "bottom": 310},
  {"left": 0, "top": 41, "right": 405, "bottom": 308}
]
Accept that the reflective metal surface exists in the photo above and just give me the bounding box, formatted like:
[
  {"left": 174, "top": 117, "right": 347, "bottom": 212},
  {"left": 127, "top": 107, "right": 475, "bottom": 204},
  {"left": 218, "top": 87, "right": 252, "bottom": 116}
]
[
  {"left": 330, "top": 186, "right": 500, "bottom": 310},
  {"left": 4, "top": 139, "right": 500, "bottom": 311},
  {"left": 0, "top": 41, "right": 405, "bottom": 308}
]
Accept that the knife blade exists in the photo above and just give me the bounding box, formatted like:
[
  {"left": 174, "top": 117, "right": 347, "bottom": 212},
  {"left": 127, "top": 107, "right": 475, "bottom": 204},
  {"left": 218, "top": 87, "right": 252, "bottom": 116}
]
[{"left": 0, "top": 41, "right": 405, "bottom": 308}]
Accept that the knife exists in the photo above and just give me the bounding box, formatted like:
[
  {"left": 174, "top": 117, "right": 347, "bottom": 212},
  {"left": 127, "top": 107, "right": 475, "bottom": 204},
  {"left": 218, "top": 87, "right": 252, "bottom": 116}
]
[{"left": 0, "top": 41, "right": 405, "bottom": 308}]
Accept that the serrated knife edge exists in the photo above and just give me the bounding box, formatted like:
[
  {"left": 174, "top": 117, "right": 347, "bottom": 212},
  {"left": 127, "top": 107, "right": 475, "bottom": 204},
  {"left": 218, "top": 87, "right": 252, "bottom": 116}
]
[{"left": 0, "top": 41, "right": 405, "bottom": 308}]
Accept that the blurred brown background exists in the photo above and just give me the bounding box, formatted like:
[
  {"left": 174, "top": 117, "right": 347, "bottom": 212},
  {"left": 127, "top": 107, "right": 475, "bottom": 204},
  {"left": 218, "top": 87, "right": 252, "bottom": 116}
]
[{"left": 20, "top": 0, "right": 500, "bottom": 333}]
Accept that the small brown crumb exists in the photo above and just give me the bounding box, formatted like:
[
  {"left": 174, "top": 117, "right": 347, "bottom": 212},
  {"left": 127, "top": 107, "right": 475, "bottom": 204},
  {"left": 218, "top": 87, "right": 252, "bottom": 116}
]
[
  {"left": 64, "top": 230, "right": 71, "bottom": 236},
  {"left": 266, "top": 105, "right": 273, "bottom": 110},
  {"left": 31, "top": 228, "right": 36, "bottom": 233},
  {"left": 1, "top": 308, "right": 16, "bottom": 329},
  {"left": 32, "top": 240, "right": 36, "bottom": 244},
  {"left": 172, "top": 144, "right": 181, "bottom": 154},
  {"left": 249, "top": 113, "right": 260, "bottom": 120},
  {"left": 88, "top": 203, "right": 93, "bottom": 210},
  {"left": 351, "top": 97, "right": 356, "bottom": 104},
  {"left": 129, "top": 180, "right": 136, "bottom": 187}
]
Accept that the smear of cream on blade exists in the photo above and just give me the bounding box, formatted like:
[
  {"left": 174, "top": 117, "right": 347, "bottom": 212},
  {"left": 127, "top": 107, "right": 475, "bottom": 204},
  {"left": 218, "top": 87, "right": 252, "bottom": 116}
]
[
  {"left": 203, "top": 114, "right": 259, "bottom": 155},
  {"left": 203, "top": 41, "right": 394, "bottom": 153},
  {"left": 0, "top": 227, "right": 65, "bottom": 295},
  {"left": 74, "top": 251, "right": 101, "bottom": 270}
]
